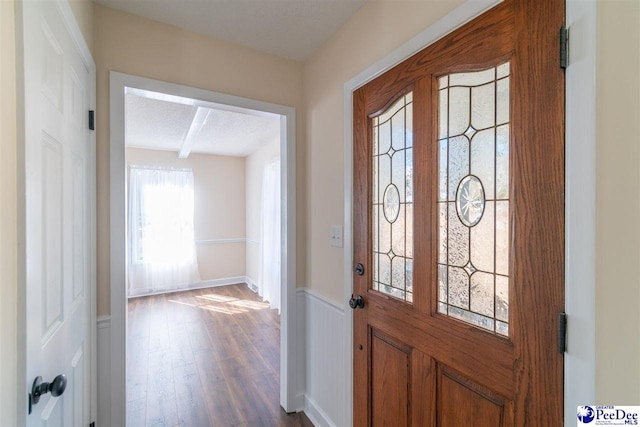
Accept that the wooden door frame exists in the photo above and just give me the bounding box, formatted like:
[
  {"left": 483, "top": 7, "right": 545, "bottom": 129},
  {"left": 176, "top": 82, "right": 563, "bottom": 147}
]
[
  {"left": 14, "top": 0, "right": 98, "bottom": 426},
  {"left": 109, "top": 72, "right": 299, "bottom": 425},
  {"left": 342, "top": 1, "right": 597, "bottom": 426}
]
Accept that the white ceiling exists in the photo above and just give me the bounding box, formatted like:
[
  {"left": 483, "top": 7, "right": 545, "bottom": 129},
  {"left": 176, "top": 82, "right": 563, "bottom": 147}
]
[
  {"left": 93, "top": 0, "right": 367, "bottom": 61},
  {"left": 125, "top": 90, "right": 281, "bottom": 157}
]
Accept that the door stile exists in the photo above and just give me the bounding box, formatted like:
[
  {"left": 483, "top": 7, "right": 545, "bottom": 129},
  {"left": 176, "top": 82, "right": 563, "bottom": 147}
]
[
  {"left": 410, "top": 349, "right": 435, "bottom": 427},
  {"left": 353, "top": 86, "right": 370, "bottom": 427},
  {"left": 511, "top": 0, "right": 565, "bottom": 423}
]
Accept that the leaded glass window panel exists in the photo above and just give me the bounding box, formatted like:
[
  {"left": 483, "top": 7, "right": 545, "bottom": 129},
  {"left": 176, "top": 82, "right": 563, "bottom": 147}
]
[
  {"left": 437, "top": 63, "right": 510, "bottom": 336},
  {"left": 372, "top": 92, "right": 413, "bottom": 302}
]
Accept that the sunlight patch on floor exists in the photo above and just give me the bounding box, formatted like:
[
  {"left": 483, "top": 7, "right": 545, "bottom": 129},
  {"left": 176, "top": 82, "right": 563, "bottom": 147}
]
[
  {"left": 167, "top": 291, "right": 272, "bottom": 314},
  {"left": 195, "top": 294, "right": 237, "bottom": 303}
]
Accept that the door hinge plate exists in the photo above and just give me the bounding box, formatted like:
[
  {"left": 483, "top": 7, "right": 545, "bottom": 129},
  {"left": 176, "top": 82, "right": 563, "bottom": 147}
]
[
  {"left": 88, "top": 110, "right": 95, "bottom": 131},
  {"left": 558, "top": 312, "right": 567, "bottom": 354},
  {"left": 560, "top": 26, "right": 569, "bottom": 69}
]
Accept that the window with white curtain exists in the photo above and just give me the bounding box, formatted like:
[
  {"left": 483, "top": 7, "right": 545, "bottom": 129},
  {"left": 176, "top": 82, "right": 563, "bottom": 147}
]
[
  {"left": 258, "top": 159, "right": 281, "bottom": 312},
  {"left": 128, "top": 166, "right": 200, "bottom": 296}
]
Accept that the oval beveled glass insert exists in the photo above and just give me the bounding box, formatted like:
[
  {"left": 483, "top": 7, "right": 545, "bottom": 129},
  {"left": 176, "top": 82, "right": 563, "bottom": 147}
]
[
  {"left": 383, "top": 184, "right": 400, "bottom": 223},
  {"left": 456, "top": 175, "right": 485, "bottom": 227}
]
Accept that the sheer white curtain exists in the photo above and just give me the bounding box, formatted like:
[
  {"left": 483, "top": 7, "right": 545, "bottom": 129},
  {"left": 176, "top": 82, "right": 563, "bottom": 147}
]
[
  {"left": 258, "top": 159, "right": 281, "bottom": 312},
  {"left": 128, "top": 166, "right": 200, "bottom": 296}
]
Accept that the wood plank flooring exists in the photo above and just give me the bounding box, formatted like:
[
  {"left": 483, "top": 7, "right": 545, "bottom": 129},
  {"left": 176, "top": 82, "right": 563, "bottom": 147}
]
[{"left": 127, "top": 284, "right": 313, "bottom": 427}]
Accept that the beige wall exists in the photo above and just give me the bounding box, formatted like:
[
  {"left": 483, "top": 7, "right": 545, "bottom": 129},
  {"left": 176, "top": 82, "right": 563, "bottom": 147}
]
[
  {"left": 94, "top": 4, "right": 304, "bottom": 315},
  {"left": 68, "top": 0, "right": 93, "bottom": 54},
  {"left": 302, "top": 0, "right": 463, "bottom": 302},
  {"left": 596, "top": 0, "right": 640, "bottom": 403},
  {"left": 126, "top": 148, "right": 247, "bottom": 282},
  {"left": 1, "top": 2, "right": 17, "bottom": 425},
  {"left": 245, "top": 138, "right": 280, "bottom": 283}
]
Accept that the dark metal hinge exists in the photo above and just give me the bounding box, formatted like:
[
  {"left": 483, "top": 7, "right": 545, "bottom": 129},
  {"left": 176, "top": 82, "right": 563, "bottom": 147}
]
[
  {"left": 88, "top": 110, "right": 95, "bottom": 131},
  {"left": 558, "top": 312, "right": 567, "bottom": 354},
  {"left": 560, "top": 26, "right": 569, "bottom": 69}
]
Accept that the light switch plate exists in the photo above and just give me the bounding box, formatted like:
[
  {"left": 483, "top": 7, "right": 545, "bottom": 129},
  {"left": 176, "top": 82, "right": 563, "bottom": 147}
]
[{"left": 330, "top": 226, "right": 343, "bottom": 248}]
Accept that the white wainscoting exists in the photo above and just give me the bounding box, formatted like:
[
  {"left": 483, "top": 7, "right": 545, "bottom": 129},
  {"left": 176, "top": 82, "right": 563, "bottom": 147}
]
[
  {"left": 300, "top": 289, "right": 346, "bottom": 427},
  {"left": 97, "top": 316, "right": 111, "bottom": 427}
]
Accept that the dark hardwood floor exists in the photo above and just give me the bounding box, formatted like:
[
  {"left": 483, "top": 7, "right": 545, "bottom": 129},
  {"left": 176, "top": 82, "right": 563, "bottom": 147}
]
[{"left": 126, "top": 284, "right": 313, "bottom": 427}]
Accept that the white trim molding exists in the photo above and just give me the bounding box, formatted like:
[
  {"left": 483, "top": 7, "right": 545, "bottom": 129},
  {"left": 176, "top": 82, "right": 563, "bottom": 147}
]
[
  {"left": 304, "top": 288, "right": 345, "bottom": 315},
  {"left": 304, "top": 395, "right": 339, "bottom": 427},
  {"left": 126, "top": 276, "right": 251, "bottom": 298},
  {"left": 109, "top": 72, "right": 299, "bottom": 425},
  {"left": 564, "top": 1, "right": 597, "bottom": 424},
  {"left": 342, "top": 1, "right": 595, "bottom": 426},
  {"left": 97, "top": 316, "right": 111, "bottom": 329},
  {"left": 246, "top": 276, "right": 259, "bottom": 293},
  {"left": 96, "top": 316, "right": 111, "bottom": 427}
]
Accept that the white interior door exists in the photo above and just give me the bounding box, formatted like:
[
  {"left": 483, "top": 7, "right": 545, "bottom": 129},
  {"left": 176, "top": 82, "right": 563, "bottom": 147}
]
[{"left": 20, "top": 1, "right": 95, "bottom": 426}]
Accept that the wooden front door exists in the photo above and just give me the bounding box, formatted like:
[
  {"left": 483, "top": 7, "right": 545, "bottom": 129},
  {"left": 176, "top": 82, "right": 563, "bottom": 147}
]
[{"left": 352, "top": 0, "right": 565, "bottom": 425}]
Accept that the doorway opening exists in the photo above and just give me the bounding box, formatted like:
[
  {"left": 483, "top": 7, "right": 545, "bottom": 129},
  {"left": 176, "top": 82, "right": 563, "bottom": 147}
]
[
  {"left": 110, "top": 73, "right": 299, "bottom": 425},
  {"left": 124, "top": 88, "right": 288, "bottom": 425}
]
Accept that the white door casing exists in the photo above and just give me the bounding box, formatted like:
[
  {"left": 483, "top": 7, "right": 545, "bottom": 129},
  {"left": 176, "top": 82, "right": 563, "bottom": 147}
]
[
  {"left": 18, "top": 1, "right": 96, "bottom": 426},
  {"left": 109, "top": 73, "right": 298, "bottom": 425}
]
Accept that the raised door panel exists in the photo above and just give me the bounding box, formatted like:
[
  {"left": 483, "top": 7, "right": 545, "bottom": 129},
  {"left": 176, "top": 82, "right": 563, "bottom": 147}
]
[
  {"left": 370, "top": 330, "right": 410, "bottom": 427},
  {"left": 437, "top": 366, "right": 509, "bottom": 427},
  {"left": 41, "top": 132, "right": 64, "bottom": 344}
]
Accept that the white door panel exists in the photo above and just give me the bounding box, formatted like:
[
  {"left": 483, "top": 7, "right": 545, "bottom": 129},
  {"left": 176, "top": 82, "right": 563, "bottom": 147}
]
[{"left": 21, "top": 1, "right": 94, "bottom": 426}]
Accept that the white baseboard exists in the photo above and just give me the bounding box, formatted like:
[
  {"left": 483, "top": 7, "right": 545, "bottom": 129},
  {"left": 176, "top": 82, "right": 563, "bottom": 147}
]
[
  {"left": 246, "top": 276, "right": 258, "bottom": 293},
  {"left": 304, "top": 394, "right": 339, "bottom": 427},
  {"left": 191, "top": 276, "right": 249, "bottom": 290},
  {"left": 127, "top": 276, "right": 250, "bottom": 298},
  {"left": 96, "top": 315, "right": 111, "bottom": 427}
]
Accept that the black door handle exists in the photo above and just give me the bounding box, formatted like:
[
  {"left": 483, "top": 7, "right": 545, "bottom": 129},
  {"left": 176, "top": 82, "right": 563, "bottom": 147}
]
[
  {"left": 30, "top": 374, "right": 67, "bottom": 413},
  {"left": 349, "top": 294, "right": 365, "bottom": 309},
  {"left": 354, "top": 263, "right": 365, "bottom": 276}
]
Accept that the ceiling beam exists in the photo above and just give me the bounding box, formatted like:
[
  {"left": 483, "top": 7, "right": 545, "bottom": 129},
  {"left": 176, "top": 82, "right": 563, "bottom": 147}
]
[{"left": 179, "top": 107, "right": 211, "bottom": 159}]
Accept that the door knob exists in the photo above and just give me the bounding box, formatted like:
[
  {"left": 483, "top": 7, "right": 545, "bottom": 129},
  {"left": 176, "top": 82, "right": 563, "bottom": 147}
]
[
  {"left": 349, "top": 294, "right": 365, "bottom": 309},
  {"left": 354, "top": 263, "right": 365, "bottom": 276},
  {"left": 31, "top": 374, "right": 67, "bottom": 406}
]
